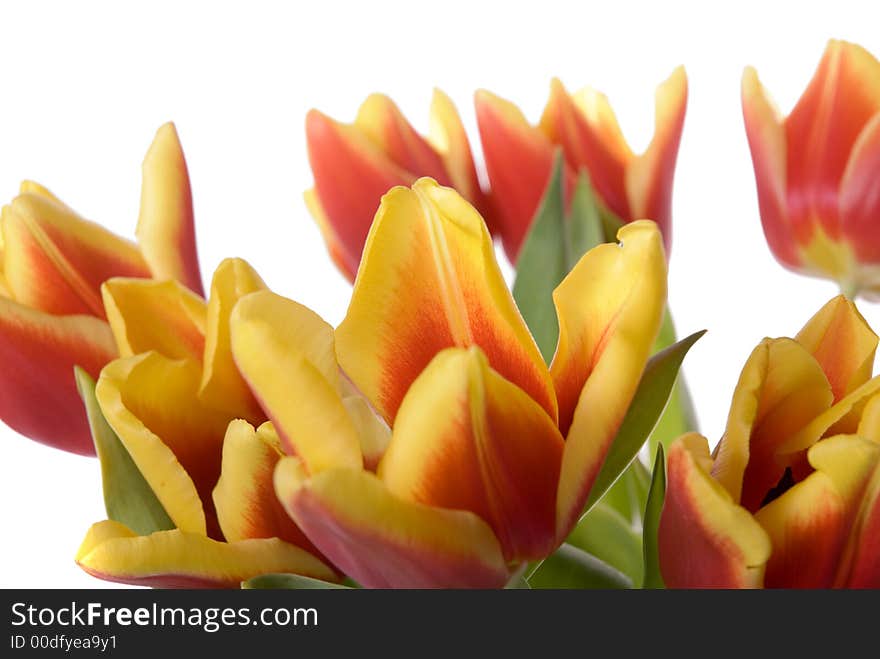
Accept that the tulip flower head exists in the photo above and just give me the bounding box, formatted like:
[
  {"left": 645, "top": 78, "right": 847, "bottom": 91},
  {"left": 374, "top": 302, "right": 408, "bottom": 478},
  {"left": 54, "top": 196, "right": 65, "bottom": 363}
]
[
  {"left": 0, "top": 124, "right": 203, "bottom": 455},
  {"left": 743, "top": 39, "right": 880, "bottom": 299},
  {"left": 305, "top": 92, "right": 486, "bottom": 281},
  {"left": 475, "top": 68, "right": 688, "bottom": 261},
  {"left": 230, "top": 179, "right": 668, "bottom": 587},
  {"left": 659, "top": 296, "right": 880, "bottom": 588}
]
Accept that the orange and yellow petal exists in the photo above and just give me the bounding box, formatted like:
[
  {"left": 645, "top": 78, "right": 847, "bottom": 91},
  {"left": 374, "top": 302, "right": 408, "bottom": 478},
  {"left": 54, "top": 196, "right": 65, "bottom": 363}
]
[
  {"left": 551, "top": 221, "right": 666, "bottom": 534},
  {"left": 474, "top": 89, "right": 559, "bottom": 260},
  {"left": 658, "top": 434, "right": 771, "bottom": 588},
  {"left": 795, "top": 295, "right": 877, "bottom": 400},
  {"left": 304, "top": 188, "right": 359, "bottom": 281},
  {"left": 1, "top": 193, "right": 149, "bottom": 318},
  {"left": 354, "top": 94, "right": 450, "bottom": 184},
  {"left": 626, "top": 66, "right": 688, "bottom": 252},
  {"left": 306, "top": 109, "right": 413, "bottom": 274},
  {"left": 96, "top": 353, "right": 232, "bottom": 537},
  {"left": 342, "top": 394, "right": 391, "bottom": 471},
  {"left": 336, "top": 179, "right": 557, "bottom": 427},
  {"left": 784, "top": 40, "right": 880, "bottom": 241},
  {"left": 843, "top": 459, "right": 880, "bottom": 587},
  {"left": 0, "top": 298, "right": 116, "bottom": 455},
  {"left": 840, "top": 113, "right": 880, "bottom": 266},
  {"left": 229, "top": 290, "right": 362, "bottom": 473},
  {"left": 101, "top": 278, "right": 206, "bottom": 363},
  {"left": 379, "top": 347, "right": 563, "bottom": 562},
  {"left": 136, "top": 122, "right": 204, "bottom": 296},
  {"left": 711, "top": 338, "right": 832, "bottom": 511},
  {"left": 275, "top": 459, "right": 509, "bottom": 588},
  {"left": 741, "top": 66, "right": 797, "bottom": 267},
  {"left": 199, "top": 258, "right": 266, "bottom": 422},
  {"left": 76, "top": 520, "right": 335, "bottom": 589},
  {"left": 212, "top": 420, "right": 319, "bottom": 553},
  {"left": 539, "top": 78, "right": 631, "bottom": 221}
]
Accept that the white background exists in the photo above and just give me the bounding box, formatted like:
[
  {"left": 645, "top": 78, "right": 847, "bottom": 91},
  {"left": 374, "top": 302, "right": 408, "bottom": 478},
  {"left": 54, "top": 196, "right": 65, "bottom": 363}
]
[{"left": 1, "top": 0, "right": 877, "bottom": 588}]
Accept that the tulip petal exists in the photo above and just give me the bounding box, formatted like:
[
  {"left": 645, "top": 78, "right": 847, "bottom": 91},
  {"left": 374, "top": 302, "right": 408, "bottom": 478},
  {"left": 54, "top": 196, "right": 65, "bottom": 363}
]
[
  {"left": 551, "top": 221, "right": 666, "bottom": 534},
  {"left": 540, "top": 78, "right": 632, "bottom": 222},
  {"left": 844, "top": 461, "right": 880, "bottom": 587},
  {"left": 342, "top": 394, "right": 391, "bottom": 471},
  {"left": 626, "top": 66, "right": 688, "bottom": 252},
  {"left": 275, "top": 459, "right": 509, "bottom": 588},
  {"left": 840, "top": 113, "right": 880, "bottom": 269},
  {"left": 795, "top": 295, "right": 878, "bottom": 400},
  {"left": 429, "top": 89, "right": 487, "bottom": 217},
  {"left": 303, "top": 188, "right": 359, "bottom": 280},
  {"left": 212, "top": 420, "right": 319, "bottom": 553},
  {"left": 305, "top": 109, "right": 412, "bottom": 274},
  {"left": 0, "top": 297, "right": 116, "bottom": 455},
  {"left": 76, "top": 520, "right": 335, "bottom": 588},
  {"left": 101, "top": 278, "right": 206, "bottom": 362},
  {"left": 96, "top": 353, "right": 232, "bottom": 537},
  {"left": 658, "top": 434, "right": 771, "bottom": 588},
  {"left": 199, "top": 258, "right": 266, "bottom": 422},
  {"left": 857, "top": 393, "right": 880, "bottom": 442},
  {"left": 474, "top": 89, "right": 559, "bottom": 260},
  {"left": 230, "top": 290, "right": 362, "bottom": 473},
  {"left": 1, "top": 193, "right": 149, "bottom": 318},
  {"left": 137, "top": 122, "right": 204, "bottom": 296},
  {"left": 336, "top": 179, "right": 557, "bottom": 426},
  {"left": 741, "top": 66, "right": 798, "bottom": 267},
  {"left": 710, "top": 338, "right": 832, "bottom": 511},
  {"left": 379, "top": 347, "right": 564, "bottom": 562},
  {"left": 785, "top": 40, "right": 880, "bottom": 240},
  {"left": 355, "top": 94, "right": 450, "bottom": 183}
]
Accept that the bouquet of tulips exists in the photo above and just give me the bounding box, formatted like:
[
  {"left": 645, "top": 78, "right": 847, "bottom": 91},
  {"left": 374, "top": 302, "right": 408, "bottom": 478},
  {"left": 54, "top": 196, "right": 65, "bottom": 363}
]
[{"left": 2, "top": 39, "right": 879, "bottom": 590}]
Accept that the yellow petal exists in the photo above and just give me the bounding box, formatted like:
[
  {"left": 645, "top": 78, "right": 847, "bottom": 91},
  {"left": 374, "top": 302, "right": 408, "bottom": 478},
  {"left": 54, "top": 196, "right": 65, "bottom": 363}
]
[
  {"left": 379, "top": 347, "right": 564, "bottom": 562},
  {"left": 342, "top": 394, "right": 391, "bottom": 471},
  {"left": 711, "top": 338, "right": 833, "bottom": 511},
  {"left": 336, "top": 178, "right": 556, "bottom": 426},
  {"left": 275, "top": 459, "right": 509, "bottom": 588},
  {"left": 428, "top": 88, "right": 485, "bottom": 207},
  {"left": 137, "top": 122, "right": 204, "bottom": 296},
  {"left": 230, "top": 290, "right": 362, "bottom": 473},
  {"left": 101, "top": 278, "right": 206, "bottom": 362},
  {"left": 96, "top": 353, "right": 232, "bottom": 537},
  {"left": 857, "top": 393, "right": 880, "bottom": 442},
  {"left": 795, "top": 295, "right": 878, "bottom": 401},
  {"left": 199, "top": 258, "right": 267, "bottom": 422},
  {"left": 76, "top": 520, "right": 335, "bottom": 588},
  {"left": 659, "top": 434, "right": 771, "bottom": 588},
  {"left": 552, "top": 220, "right": 667, "bottom": 535}
]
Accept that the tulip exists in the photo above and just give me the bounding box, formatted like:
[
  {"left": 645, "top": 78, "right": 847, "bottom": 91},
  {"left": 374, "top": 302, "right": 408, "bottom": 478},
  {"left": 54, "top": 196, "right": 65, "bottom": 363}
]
[
  {"left": 742, "top": 40, "right": 880, "bottom": 299},
  {"left": 76, "top": 258, "right": 337, "bottom": 587},
  {"left": 229, "top": 178, "right": 667, "bottom": 587},
  {"left": 475, "top": 68, "right": 687, "bottom": 261},
  {"left": 0, "top": 123, "right": 204, "bottom": 455},
  {"left": 659, "top": 296, "right": 880, "bottom": 588},
  {"left": 305, "top": 91, "right": 487, "bottom": 281}
]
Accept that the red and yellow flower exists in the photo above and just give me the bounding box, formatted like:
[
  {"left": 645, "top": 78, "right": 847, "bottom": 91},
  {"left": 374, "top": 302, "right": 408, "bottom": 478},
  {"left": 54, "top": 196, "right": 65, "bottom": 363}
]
[
  {"left": 742, "top": 39, "right": 880, "bottom": 298},
  {"left": 75, "top": 258, "right": 337, "bottom": 587},
  {"left": 475, "top": 68, "right": 687, "bottom": 261},
  {"left": 305, "top": 92, "right": 486, "bottom": 281},
  {"left": 0, "top": 123, "right": 203, "bottom": 455},
  {"left": 230, "top": 178, "right": 668, "bottom": 587},
  {"left": 659, "top": 296, "right": 880, "bottom": 588}
]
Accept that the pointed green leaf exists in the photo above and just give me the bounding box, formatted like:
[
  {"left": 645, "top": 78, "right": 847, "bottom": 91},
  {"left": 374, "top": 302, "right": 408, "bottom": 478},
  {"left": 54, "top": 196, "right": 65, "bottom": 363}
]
[
  {"left": 566, "top": 172, "right": 604, "bottom": 270},
  {"left": 74, "top": 367, "right": 174, "bottom": 535},
  {"left": 599, "top": 457, "right": 651, "bottom": 527},
  {"left": 242, "top": 573, "right": 351, "bottom": 589},
  {"left": 566, "top": 502, "right": 643, "bottom": 585},
  {"left": 583, "top": 329, "right": 705, "bottom": 514},
  {"left": 649, "top": 309, "right": 699, "bottom": 453},
  {"left": 527, "top": 543, "right": 632, "bottom": 589},
  {"left": 641, "top": 444, "right": 667, "bottom": 589},
  {"left": 512, "top": 151, "right": 567, "bottom": 363}
]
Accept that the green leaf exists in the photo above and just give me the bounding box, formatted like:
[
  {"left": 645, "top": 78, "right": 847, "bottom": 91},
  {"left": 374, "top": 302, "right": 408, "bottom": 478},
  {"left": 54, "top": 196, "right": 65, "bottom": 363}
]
[
  {"left": 242, "top": 573, "right": 351, "bottom": 589},
  {"left": 641, "top": 444, "right": 667, "bottom": 589},
  {"left": 512, "top": 151, "right": 567, "bottom": 363},
  {"left": 648, "top": 308, "right": 699, "bottom": 454},
  {"left": 527, "top": 543, "right": 632, "bottom": 589},
  {"left": 504, "top": 563, "right": 531, "bottom": 589},
  {"left": 566, "top": 172, "right": 605, "bottom": 263},
  {"left": 74, "top": 367, "right": 174, "bottom": 536},
  {"left": 598, "top": 457, "right": 651, "bottom": 527},
  {"left": 566, "top": 502, "right": 643, "bottom": 585},
  {"left": 583, "top": 329, "right": 705, "bottom": 514}
]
